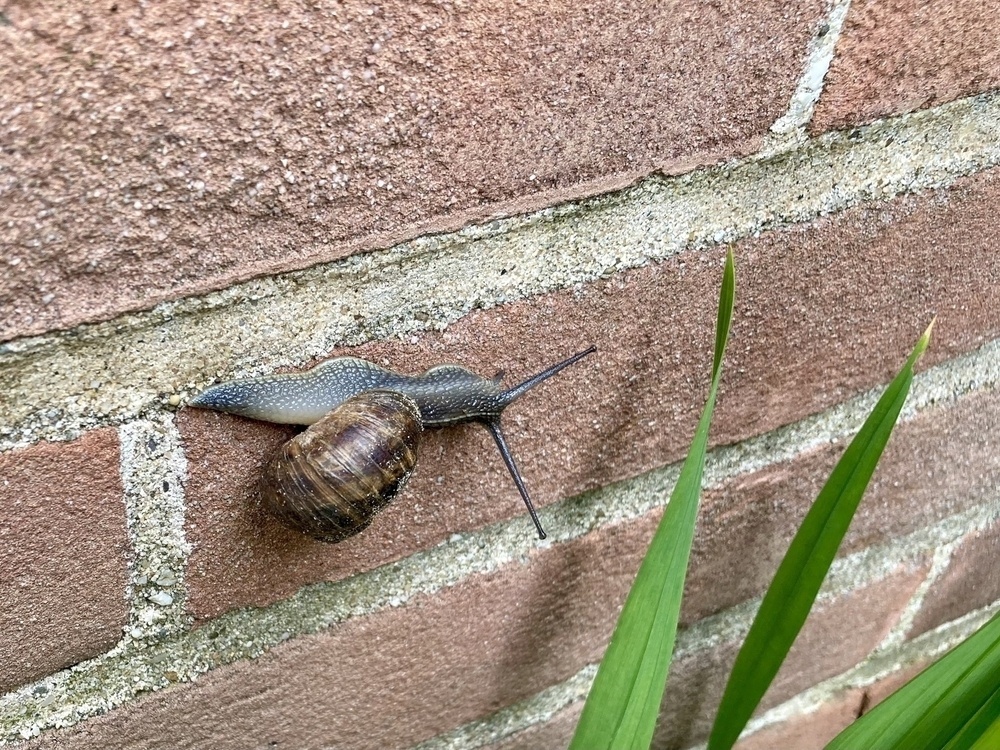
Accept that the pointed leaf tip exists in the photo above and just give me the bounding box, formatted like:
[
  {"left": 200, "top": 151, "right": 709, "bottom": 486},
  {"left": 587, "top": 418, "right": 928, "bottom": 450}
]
[
  {"left": 905, "top": 319, "right": 934, "bottom": 371},
  {"left": 712, "top": 249, "right": 736, "bottom": 379},
  {"left": 919, "top": 318, "right": 935, "bottom": 351}
]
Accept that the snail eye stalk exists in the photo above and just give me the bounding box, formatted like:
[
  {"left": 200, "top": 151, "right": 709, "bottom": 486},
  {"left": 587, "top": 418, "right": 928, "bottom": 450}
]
[{"left": 485, "top": 420, "right": 547, "bottom": 540}]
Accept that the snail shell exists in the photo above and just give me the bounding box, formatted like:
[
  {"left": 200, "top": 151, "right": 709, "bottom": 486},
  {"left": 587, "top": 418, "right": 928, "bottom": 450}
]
[{"left": 260, "top": 390, "right": 422, "bottom": 542}]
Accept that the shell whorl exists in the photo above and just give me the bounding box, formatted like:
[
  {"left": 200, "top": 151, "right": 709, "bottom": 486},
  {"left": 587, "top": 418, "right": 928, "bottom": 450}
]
[{"left": 259, "top": 390, "right": 422, "bottom": 542}]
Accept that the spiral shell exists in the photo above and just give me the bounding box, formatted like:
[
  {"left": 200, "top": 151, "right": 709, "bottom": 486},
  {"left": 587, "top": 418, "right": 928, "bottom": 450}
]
[{"left": 259, "top": 390, "right": 422, "bottom": 542}]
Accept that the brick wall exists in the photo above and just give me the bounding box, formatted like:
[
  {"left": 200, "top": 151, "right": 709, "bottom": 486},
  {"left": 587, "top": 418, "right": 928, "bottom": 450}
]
[{"left": 1, "top": 0, "right": 998, "bottom": 747}]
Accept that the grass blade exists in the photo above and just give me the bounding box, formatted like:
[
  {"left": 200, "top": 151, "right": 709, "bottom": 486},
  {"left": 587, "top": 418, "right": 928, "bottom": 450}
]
[
  {"left": 944, "top": 683, "right": 1000, "bottom": 750},
  {"left": 964, "top": 700, "right": 1000, "bottom": 750},
  {"left": 708, "top": 321, "right": 934, "bottom": 750},
  {"left": 568, "top": 249, "right": 735, "bottom": 749},
  {"left": 828, "top": 609, "right": 1000, "bottom": 749}
]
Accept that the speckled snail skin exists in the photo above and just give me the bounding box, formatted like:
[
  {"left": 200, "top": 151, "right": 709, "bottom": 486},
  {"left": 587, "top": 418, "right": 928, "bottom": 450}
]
[{"left": 189, "top": 346, "right": 596, "bottom": 542}]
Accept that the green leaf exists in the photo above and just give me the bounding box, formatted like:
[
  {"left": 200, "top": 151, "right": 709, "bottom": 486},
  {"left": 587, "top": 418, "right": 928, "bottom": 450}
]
[
  {"left": 945, "top": 682, "right": 1000, "bottom": 750},
  {"left": 708, "top": 321, "right": 934, "bottom": 750},
  {"left": 712, "top": 246, "right": 735, "bottom": 380},
  {"left": 828, "top": 608, "right": 1000, "bottom": 749},
  {"left": 970, "top": 715, "right": 1000, "bottom": 750},
  {"left": 568, "top": 249, "right": 735, "bottom": 750}
]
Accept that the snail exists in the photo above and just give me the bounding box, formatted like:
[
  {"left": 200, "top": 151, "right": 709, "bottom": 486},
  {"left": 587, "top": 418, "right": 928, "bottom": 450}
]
[{"left": 189, "top": 345, "right": 596, "bottom": 543}]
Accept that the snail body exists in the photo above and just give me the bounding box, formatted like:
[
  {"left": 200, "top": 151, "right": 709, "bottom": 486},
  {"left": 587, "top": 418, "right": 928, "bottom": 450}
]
[
  {"left": 190, "top": 357, "right": 541, "bottom": 427},
  {"left": 190, "top": 346, "right": 596, "bottom": 543}
]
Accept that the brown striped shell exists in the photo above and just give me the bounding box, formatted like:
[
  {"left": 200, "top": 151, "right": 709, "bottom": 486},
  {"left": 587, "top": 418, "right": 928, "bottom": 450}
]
[{"left": 259, "top": 390, "right": 422, "bottom": 542}]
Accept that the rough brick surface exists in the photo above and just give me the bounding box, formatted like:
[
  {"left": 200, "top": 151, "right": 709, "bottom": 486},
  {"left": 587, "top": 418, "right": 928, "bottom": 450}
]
[
  {"left": 736, "top": 690, "right": 862, "bottom": 750},
  {"left": 19, "top": 518, "right": 925, "bottom": 750},
  {"left": 686, "top": 386, "right": 1000, "bottom": 626},
  {"left": 0, "top": 430, "right": 128, "bottom": 693},
  {"left": 181, "top": 168, "right": 1000, "bottom": 621},
  {"left": 0, "top": 0, "right": 822, "bottom": 342},
  {"left": 909, "top": 519, "right": 1000, "bottom": 639},
  {"left": 812, "top": 0, "right": 1000, "bottom": 133}
]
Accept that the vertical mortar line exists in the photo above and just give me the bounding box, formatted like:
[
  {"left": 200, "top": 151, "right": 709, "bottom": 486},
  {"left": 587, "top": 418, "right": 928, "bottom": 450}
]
[
  {"left": 878, "top": 494, "right": 1000, "bottom": 650},
  {"left": 761, "top": 0, "right": 851, "bottom": 154},
  {"left": 118, "top": 414, "right": 191, "bottom": 638},
  {"left": 0, "top": 412, "right": 192, "bottom": 745},
  {"left": 878, "top": 542, "right": 960, "bottom": 651}
]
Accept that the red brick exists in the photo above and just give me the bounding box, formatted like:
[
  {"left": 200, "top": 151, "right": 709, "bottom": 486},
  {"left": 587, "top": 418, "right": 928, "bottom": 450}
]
[
  {"left": 19, "top": 515, "right": 924, "bottom": 750},
  {"left": 0, "top": 0, "right": 822, "bottom": 341},
  {"left": 812, "top": 0, "right": 1000, "bottom": 133},
  {"left": 0, "top": 430, "right": 128, "bottom": 693},
  {"left": 23, "top": 512, "right": 652, "bottom": 749},
  {"left": 909, "top": 520, "right": 1000, "bottom": 639},
  {"left": 181, "top": 167, "right": 1000, "bottom": 621},
  {"left": 685, "top": 387, "right": 1000, "bottom": 626}
]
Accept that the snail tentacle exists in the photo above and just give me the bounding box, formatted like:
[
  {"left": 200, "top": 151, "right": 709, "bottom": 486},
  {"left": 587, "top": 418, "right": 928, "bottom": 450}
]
[{"left": 485, "top": 420, "right": 547, "bottom": 540}]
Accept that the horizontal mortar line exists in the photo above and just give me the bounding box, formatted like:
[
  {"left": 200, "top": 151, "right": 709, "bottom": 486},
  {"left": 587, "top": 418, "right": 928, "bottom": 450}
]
[
  {"left": 1, "top": 91, "right": 999, "bottom": 450},
  {"left": 411, "top": 666, "right": 599, "bottom": 750},
  {"left": 2, "top": 350, "right": 995, "bottom": 742},
  {"left": 412, "top": 533, "right": 1000, "bottom": 750},
  {"left": 736, "top": 600, "right": 1000, "bottom": 747}
]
